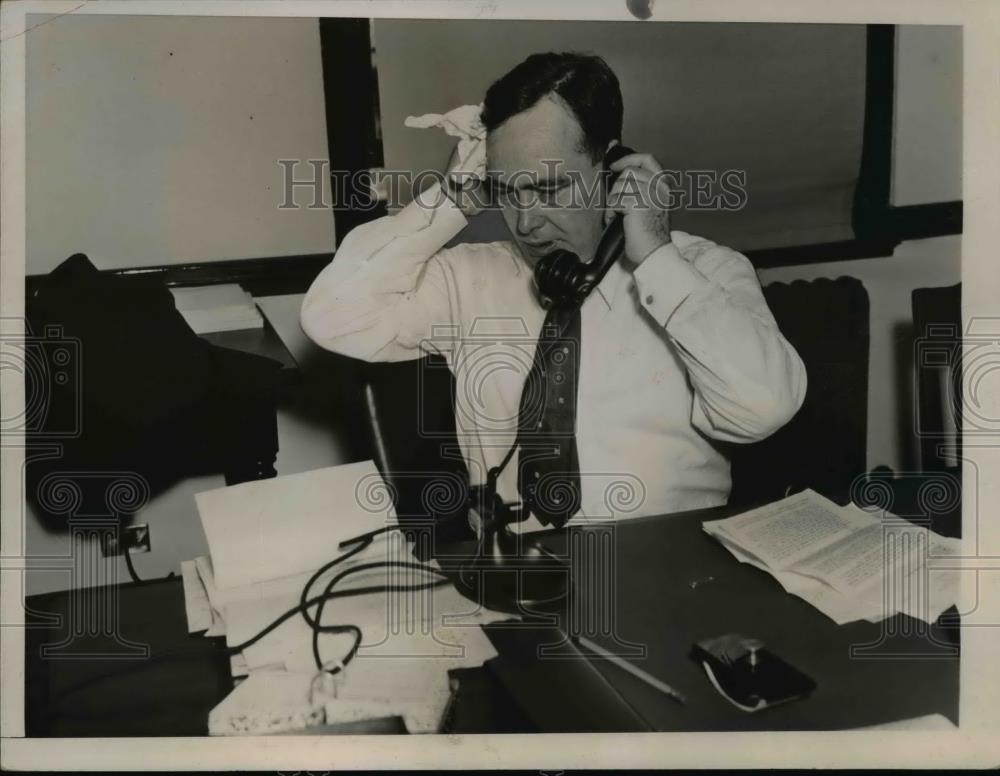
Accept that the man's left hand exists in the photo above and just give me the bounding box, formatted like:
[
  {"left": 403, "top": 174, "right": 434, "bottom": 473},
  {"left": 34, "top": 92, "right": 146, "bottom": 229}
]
[{"left": 606, "top": 152, "right": 672, "bottom": 266}]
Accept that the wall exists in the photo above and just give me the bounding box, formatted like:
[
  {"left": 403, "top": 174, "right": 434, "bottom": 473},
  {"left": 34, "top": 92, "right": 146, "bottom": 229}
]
[
  {"left": 25, "top": 14, "right": 335, "bottom": 274},
  {"left": 892, "top": 25, "right": 963, "bottom": 206}
]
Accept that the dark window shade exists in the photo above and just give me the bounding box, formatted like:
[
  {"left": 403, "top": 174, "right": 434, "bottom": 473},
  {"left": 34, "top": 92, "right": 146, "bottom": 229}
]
[{"left": 373, "top": 20, "right": 867, "bottom": 253}]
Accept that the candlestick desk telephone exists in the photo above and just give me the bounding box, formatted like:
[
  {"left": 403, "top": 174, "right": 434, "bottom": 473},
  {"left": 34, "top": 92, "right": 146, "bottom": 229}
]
[{"left": 455, "top": 144, "right": 636, "bottom": 613}]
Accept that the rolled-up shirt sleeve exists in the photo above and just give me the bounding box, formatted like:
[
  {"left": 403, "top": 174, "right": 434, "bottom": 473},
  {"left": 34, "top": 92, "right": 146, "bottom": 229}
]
[
  {"left": 632, "top": 232, "right": 807, "bottom": 443},
  {"left": 300, "top": 182, "right": 467, "bottom": 362}
]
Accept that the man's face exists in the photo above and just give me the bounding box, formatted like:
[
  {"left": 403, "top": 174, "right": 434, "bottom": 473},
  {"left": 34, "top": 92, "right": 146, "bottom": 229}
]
[{"left": 485, "top": 95, "right": 607, "bottom": 266}]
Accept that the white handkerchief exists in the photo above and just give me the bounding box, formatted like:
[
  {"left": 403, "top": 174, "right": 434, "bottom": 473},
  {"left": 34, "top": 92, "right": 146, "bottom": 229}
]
[{"left": 405, "top": 103, "right": 486, "bottom": 180}]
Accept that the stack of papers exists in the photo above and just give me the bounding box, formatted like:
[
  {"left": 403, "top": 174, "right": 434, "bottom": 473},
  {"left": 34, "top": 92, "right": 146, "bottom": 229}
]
[
  {"left": 170, "top": 283, "right": 264, "bottom": 334},
  {"left": 703, "top": 490, "right": 962, "bottom": 625},
  {"left": 183, "top": 460, "right": 511, "bottom": 735}
]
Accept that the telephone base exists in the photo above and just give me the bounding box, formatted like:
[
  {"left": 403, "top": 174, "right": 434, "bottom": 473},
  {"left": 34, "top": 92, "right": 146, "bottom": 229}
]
[{"left": 453, "top": 541, "right": 570, "bottom": 615}]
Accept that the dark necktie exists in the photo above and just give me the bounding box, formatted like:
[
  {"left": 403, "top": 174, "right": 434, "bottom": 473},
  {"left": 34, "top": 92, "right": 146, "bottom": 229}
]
[{"left": 516, "top": 304, "right": 582, "bottom": 527}]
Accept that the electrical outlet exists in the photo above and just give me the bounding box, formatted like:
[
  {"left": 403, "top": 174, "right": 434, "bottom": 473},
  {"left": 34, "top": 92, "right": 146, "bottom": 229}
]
[{"left": 101, "top": 524, "right": 151, "bottom": 556}]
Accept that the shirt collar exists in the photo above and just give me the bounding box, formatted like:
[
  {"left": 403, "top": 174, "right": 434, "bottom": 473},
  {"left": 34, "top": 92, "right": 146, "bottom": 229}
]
[
  {"left": 511, "top": 242, "right": 630, "bottom": 312},
  {"left": 592, "top": 257, "right": 630, "bottom": 311}
]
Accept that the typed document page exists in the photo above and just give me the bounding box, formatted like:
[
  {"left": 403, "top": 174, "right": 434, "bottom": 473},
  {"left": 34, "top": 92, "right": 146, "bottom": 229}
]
[{"left": 704, "top": 489, "right": 875, "bottom": 571}]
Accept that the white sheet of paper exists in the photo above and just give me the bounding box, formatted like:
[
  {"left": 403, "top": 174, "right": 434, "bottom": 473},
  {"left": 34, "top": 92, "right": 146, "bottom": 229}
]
[
  {"left": 704, "top": 490, "right": 875, "bottom": 571},
  {"left": 195, "top": 460, "right": 396, "bottom": 591},
  {"left": 706, "top": 496, "right": 962, "bottom": 625},
  {"left": 222, "top": 573, "right": 503, "bottom": 674},
  {"left": 181, "top": 559, "right": 214, "bottom": 633},
  {"left": 206, "top": 529, "right": 411, "bottom": 611},
  {"left": 170, "top": 285, "right": 263, "bottom": 334},
  {"left": 328, "top": 659, "right": 455, "bottom": 733},
  {"left": 229, "top": 652, "right": 249, "bottom": 679},
  {"left": 254, "top": 293, "right": 318, "bottom": 366},
  {"left": 708, "top": 531, "right": 886, "bottom": 624},
  {"left": 208, "top": 671, "right": 324, "bottom": 736},
  {"left": 170, "top": 283, "right": 251, "bottom": 311},
  {"left": 194, "top": 555, "right": 222, "bottom": 614}
]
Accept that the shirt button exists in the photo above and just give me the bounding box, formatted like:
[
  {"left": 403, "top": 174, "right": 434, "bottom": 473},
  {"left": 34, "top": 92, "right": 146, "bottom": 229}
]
[
  {"left": 645, "top": 294, "right": 655, "bottom": 305},
  {"left": 557, "top": 396, "right": 565, "bottom": 405}
]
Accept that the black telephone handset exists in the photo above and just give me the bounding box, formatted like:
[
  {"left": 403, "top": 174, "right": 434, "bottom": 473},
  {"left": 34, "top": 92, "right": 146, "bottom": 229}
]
[{"left": 532, "top": 144, "right": 635, "bottom": 309}]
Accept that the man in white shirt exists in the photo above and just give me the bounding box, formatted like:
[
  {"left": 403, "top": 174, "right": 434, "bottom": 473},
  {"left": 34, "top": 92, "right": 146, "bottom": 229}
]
[{"left": 301, "top": 52, "right": 806, "bottom": 528}]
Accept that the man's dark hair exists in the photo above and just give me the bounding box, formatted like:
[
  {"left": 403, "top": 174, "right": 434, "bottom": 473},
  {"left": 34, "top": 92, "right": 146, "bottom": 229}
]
[{"left": 481, "top": 52, "right": 623, "bottom": 162}]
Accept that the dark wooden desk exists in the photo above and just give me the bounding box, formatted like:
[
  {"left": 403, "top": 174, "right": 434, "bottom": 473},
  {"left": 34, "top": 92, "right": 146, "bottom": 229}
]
[
  {"left": 493, "top": 508, "right": 959, "bottom": 731},
  {"left": 25, "top": 504, "right": 958, "bottom": 735}
]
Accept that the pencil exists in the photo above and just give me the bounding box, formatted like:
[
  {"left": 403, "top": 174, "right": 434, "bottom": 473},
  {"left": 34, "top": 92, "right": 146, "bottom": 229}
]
[{"left": 575, "top": 635, "right": 687, "bottom": 705}]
